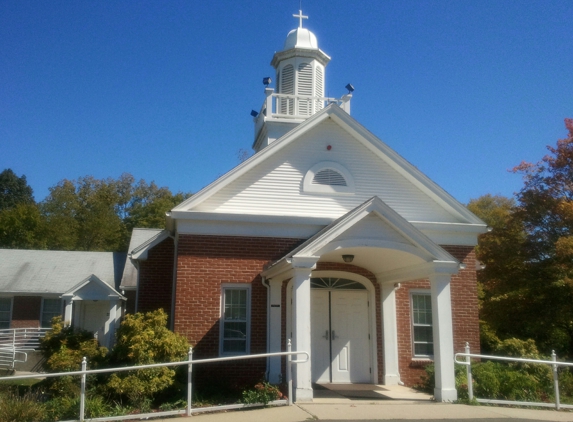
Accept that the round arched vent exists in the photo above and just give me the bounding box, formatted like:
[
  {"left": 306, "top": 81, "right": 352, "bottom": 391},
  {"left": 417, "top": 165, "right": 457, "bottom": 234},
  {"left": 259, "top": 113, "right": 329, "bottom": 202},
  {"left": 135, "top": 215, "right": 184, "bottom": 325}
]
[{"left": 303, "top": 161, "right": 355, "bottom": 195}]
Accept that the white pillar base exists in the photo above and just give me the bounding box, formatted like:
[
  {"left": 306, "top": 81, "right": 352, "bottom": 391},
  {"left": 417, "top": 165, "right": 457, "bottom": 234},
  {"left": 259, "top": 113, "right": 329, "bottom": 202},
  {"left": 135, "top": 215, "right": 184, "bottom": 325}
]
[
  {"left": 295, "top": 387, "right": 314, "bottom": 402},
  {"left": 434, "top": 387, "right": 458, "bottom": 402},
  {"left": 383, "top": 374, "right": 401, "bottom": 385}
]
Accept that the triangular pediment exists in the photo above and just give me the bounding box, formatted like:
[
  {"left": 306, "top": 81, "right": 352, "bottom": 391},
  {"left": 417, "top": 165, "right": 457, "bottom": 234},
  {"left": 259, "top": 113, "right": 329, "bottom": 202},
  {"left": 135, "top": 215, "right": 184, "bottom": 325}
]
[
  {"left": 170, "top": 105, "right": 485, "bottom": 232},
  {"left": 62, "top": 274, "right": 124, "bottom": 301},
  {"left": 263, "top": 197, "right": 459, "bottom": 280}
]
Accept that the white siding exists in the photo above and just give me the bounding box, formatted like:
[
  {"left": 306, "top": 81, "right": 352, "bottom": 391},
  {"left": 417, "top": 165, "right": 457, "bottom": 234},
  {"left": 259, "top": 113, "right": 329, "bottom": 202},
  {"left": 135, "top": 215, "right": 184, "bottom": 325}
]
[{"left": 194, "top": 120, "right": 461, "bottom": 223}]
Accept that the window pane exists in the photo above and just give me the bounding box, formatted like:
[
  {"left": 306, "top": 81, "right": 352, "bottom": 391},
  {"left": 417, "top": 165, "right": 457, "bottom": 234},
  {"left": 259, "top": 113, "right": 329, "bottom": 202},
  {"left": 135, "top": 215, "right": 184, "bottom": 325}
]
[
  {"left": 42, "top": 299, "right": 62, "bottom": 328},
  {"left": 222, "top": 288, "right": 249, "bottom": 354},
  {"left": 414, "top": 326, "right": 433, "bottom": 342},
  {"left": 223, "top": 339, "right": 246, "bottom": 353},
  {"left": 415, "top": 342, "right": 434, "bottom": 356},
  {"left": 412, "top": 293, "right": 433, "bottom": 357},
  {"left": 0, "top": 298, "right": 11, "bottom": 329}
]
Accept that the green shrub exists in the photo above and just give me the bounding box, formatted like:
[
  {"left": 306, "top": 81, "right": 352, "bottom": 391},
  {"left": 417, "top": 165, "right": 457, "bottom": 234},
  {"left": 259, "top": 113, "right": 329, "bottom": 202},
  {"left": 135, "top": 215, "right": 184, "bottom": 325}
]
[
  {"left": 241, "top": 382, "right": 283, "bottom": 405},
  {"left": 44, "top": 395, "right": 120, "bottom": 421},
  {"left": 0, "top": 389, "right": 46, "bottom": 422},
  {"left": 40, "top": 317, "right": 108, "bottom": 397},
  {"left": 105, "top": 309, "right": 190, "bottom": 406}
]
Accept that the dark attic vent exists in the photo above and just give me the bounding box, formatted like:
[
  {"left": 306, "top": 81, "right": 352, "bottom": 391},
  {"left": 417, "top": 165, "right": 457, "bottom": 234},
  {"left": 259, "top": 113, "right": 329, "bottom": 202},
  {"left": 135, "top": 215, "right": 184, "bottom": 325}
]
[{"left": 312, "top": 168, "right": 347, "bottom": 186}]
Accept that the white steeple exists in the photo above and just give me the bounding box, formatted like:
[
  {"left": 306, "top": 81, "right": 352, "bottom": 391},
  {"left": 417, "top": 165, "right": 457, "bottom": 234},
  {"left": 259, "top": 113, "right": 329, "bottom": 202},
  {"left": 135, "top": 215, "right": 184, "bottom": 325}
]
[{"left": 252, "top": 11, "right": 351, "bottom": 153}]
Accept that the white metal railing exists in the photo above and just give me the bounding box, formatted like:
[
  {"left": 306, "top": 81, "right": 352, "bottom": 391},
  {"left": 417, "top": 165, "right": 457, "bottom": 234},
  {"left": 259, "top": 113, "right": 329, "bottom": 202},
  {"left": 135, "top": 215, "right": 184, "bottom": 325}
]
[
  {"left": 0, "top": 328, "right": 50, "bottom": 369},
  {"left": 0, "top": 340, "right": 309, "bottom": 422},
  {"left": 254, "top": 88, "right": 352, "bottom": 138},
  {"left": 455, "top": 342, "right": 573, "bottom": 410}
]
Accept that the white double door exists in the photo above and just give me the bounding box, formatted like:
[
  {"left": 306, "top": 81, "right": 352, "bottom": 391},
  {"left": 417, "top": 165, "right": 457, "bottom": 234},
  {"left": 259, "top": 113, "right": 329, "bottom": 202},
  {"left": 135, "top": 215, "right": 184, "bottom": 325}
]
[{"left": 311, "top": 289, "right": 371, "bottom": 383}]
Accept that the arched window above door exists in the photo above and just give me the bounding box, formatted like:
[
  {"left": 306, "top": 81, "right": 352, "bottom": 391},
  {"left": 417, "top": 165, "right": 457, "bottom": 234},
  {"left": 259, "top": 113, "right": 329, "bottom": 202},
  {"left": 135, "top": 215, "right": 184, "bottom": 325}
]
[{"left": 311, "top": 277, "right": 366, "bottom": 290}]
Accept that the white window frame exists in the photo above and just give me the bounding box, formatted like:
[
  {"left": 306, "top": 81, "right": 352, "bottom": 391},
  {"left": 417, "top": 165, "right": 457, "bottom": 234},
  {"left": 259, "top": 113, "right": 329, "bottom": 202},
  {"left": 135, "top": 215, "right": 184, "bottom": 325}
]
[
  {"left": 41, "top": 298, "right": 63, "bottom": 328},
  {"left": 302, "top": 161, "right": 355, "bottom": 195},
  {"left": 410, "top": 290, "right": 434, "bottom": 358},
  {"left": 219, "top": 285, "right": 251, "bottom": 356},
  {"left": 0, "top": 297, "right": 13, "bottom": 329}
]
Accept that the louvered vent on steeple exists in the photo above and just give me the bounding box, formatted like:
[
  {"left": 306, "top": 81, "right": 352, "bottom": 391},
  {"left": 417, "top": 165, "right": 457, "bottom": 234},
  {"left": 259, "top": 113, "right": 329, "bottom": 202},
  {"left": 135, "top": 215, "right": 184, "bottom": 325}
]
[
  {"left": 298, "top": 63, "right": 313, "bottom": 116},
  {"left": 312, "top": 168, "right": 347, "bottom": 186},
  {"left": 315, "top": 66, "right": 324, "bottom": 111},
  {"left": 280, "top": 65, "right": 294, "bottom": 115}
]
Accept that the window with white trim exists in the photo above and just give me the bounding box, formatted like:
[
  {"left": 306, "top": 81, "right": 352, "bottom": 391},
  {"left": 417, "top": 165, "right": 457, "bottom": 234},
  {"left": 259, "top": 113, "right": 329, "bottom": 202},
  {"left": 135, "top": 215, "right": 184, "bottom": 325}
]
[
  {"left": 42, "top": 298, "right": 62, "bottom": 328},
  {"left": 0, "top": 298, "right": 12, "bottom": 329},
  {"left": 411, "top": 292, "right": 433, "bottom": 357},
  {"left": 220, "top": 286, "right": 250, "bottom": 355}
]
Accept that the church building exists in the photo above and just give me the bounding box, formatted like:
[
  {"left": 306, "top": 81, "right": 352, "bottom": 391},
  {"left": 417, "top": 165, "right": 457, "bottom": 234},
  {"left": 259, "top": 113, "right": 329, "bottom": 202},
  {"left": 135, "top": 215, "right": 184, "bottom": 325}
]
[{"left": 128, "top": 11, "right": 487, "bottom": 402}]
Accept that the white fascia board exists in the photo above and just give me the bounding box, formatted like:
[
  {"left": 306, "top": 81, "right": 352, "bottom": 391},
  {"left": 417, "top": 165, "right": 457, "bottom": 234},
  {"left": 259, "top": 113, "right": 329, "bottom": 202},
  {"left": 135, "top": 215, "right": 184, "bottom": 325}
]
[
  {"left": 172, "top": 107, "right": 335, "bottom": 212},
  {"left": 327, "top": 109, "right": 486, "bottom": 226},
  {"left": 170, "top": 211, "right": 332, "bottom": 225},
  {"left": 412, "top": 221, "right": 488, "bottom": 246},
  {"left": 174, "top": 212, "right": 331, "bottom": 238},
  {"left": 376, "top": 260, "right": 459, "bottom": 285}
]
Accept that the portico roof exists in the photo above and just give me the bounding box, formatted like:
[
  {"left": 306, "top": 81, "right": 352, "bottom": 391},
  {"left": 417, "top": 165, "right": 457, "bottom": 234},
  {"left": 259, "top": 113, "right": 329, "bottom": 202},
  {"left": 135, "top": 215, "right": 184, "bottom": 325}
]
[{"left": 263, "top": 196, "right": 460, "bottom": 282}]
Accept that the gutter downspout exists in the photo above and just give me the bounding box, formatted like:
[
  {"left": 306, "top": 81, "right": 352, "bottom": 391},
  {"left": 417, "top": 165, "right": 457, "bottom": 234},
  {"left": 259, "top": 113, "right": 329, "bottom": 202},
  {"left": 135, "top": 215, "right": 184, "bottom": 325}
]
[
  {"left": 132, "top": 258, "right": 140, "bottom": 314},
  {"left": 169, "top": 233, "right": 178, "bottom": 331},
  {"left": 262, "top": 275, "right": 271, "bottom": 381}
]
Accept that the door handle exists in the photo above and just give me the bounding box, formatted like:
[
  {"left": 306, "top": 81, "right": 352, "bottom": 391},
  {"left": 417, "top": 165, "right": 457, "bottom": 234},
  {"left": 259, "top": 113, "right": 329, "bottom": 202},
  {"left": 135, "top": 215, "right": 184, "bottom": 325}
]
[
  {"left": 331, "top": 330, "right": 338, "bottom": 340},
  {"left": 322, "top": 330, "right": 329, "bottom": 340}
]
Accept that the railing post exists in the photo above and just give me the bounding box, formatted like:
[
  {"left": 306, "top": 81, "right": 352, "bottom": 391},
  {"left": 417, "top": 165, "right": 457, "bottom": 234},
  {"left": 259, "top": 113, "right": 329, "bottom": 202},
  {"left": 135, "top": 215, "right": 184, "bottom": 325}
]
[
  {"left": 287, "top": 339, "right": 293, "bottom": 406},
  {"left": 265, "top": 87, "right": 274, "bottom": 117},
  {"left": 80, "top": 357, "right": 87, "bottom": 422},
  {"left": 465, "top": 342, "right": 473, "bottom": 402},
  {"left": 187, "top": 347, "right": 193, "bottom": 416},
  {"left": 552, "top": 350, "right": 560, "bottom": 410}
]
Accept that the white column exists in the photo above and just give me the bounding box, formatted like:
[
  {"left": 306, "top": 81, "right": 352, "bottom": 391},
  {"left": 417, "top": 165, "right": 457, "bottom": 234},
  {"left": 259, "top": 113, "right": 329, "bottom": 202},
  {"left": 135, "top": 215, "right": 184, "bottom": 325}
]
[
  {"left": 107, "top": 300, "right": 117, "bottom": 349},
  {"left": 430, "top": 273, "right": 457, "bottom": 402},
  {"left": 63, "top": 297, "right": 73, "bottom": 327},
  {"left": 291, "top": 257, "right": 316, "bottom": 402},
  {"left": 268, "top": 278, "right": 283, "bottom": 384},
  {"left": 381, "top": 282, "right": 400, "bottom": 385}
]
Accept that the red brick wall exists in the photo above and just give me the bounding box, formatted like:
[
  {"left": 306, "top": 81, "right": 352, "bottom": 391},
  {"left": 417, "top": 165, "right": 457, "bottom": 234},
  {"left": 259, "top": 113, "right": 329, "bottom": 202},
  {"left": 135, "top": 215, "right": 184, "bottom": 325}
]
[
  {"left": 174, "top": 234, "right": 303, "bottom": 387},
  {"left": 395, "top": 245, "right": 480, "bottom": 386},
  {"left": 11, "top": 296, "right": 42, "bottom": 328},
  {"left": 137, "top": 237, "right": 175, "bottom": 320}
]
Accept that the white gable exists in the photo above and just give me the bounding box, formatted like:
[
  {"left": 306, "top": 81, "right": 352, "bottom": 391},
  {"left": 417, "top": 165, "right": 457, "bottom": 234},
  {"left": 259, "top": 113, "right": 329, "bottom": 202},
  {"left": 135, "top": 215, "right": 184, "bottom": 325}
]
[
  {"left": 171, "top": 106, "right": 486, "bottom": 245},
  {"left": 190, "top": 119, "right": 459, "bottom": 223}
]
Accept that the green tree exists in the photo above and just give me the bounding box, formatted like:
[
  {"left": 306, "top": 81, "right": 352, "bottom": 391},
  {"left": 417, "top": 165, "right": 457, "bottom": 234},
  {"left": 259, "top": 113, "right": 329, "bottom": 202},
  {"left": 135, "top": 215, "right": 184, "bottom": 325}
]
[
  {"left": 41, "top": 177, "right": 125, "bottom": 251},
  {"left": 0, "top": 169, "right": 34, "bottom": 211},
  {"left": 0, "top": 203, "right": 47, "bottom": 249},
  {"left": 40, "top": 174, "right": 190, "bottom": 252},
  {"left": 470, "top": 119, "right": 573, "bottom": 357}
]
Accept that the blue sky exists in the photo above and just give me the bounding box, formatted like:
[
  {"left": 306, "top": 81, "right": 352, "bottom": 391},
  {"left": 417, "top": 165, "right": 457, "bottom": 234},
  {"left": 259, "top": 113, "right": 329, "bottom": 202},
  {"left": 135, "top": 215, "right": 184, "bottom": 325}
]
[{"left": 2, "top": 1, "right": 571, "bottom": 205}]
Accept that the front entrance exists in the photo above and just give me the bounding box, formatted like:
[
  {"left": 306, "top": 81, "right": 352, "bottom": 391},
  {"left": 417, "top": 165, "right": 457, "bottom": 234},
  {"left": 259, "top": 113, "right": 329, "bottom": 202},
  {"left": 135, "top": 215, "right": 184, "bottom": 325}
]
[{"left": 310, "top": 278, "right": 371, "bottom": 383}]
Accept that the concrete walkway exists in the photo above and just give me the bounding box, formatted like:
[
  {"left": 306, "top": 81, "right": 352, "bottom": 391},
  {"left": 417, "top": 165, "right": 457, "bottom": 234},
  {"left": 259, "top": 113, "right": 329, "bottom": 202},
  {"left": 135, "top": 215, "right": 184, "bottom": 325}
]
[{"left": 152, "top": 385, "right": 573, "bottom": 422}]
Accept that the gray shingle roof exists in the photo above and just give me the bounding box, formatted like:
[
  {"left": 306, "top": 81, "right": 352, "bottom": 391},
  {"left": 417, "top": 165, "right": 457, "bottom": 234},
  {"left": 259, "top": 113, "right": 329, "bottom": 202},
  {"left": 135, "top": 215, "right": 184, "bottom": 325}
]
[
  {"left": 0, "top": 249, "right": 126, "bottom": 294},
  {"left": 120, "top": 228, "right": 165, "bottom": 289}
]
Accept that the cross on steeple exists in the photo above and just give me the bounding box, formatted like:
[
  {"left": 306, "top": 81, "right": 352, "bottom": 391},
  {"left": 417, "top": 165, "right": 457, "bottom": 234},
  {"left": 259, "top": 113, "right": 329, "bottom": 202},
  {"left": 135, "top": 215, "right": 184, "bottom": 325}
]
[{"left": 293, "top": 9, "right": 308, "bottom": 28}]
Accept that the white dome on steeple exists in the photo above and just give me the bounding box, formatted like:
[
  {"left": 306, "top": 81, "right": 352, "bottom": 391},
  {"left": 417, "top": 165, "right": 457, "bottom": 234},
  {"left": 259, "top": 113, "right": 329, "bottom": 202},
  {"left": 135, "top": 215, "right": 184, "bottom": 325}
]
[{"left": 284, "top": 27, "right": 318, "bottom": 50}]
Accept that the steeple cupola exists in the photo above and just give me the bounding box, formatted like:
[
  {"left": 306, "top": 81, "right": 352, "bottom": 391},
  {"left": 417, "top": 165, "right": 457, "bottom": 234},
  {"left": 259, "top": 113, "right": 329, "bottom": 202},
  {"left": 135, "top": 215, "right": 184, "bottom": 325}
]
[{"left": 252, "top": 10, "right": 352, "bottom": 153}]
